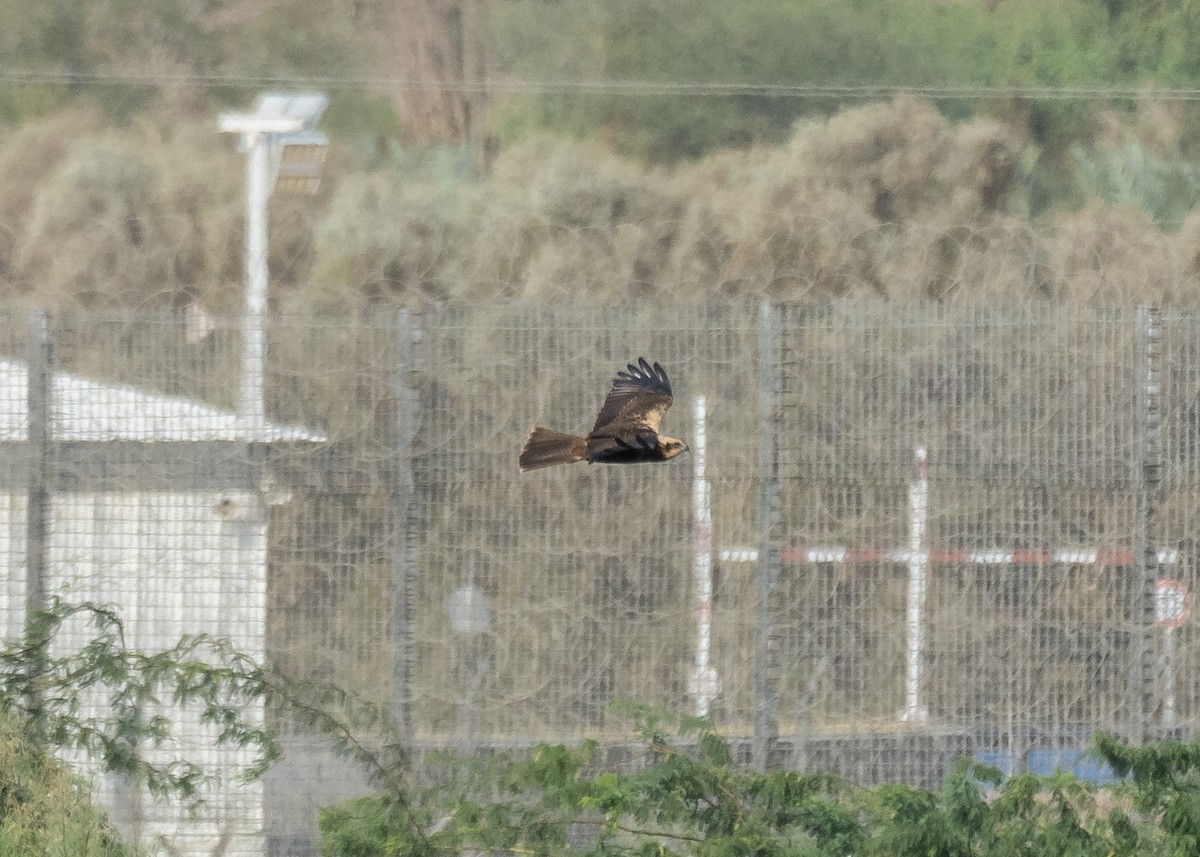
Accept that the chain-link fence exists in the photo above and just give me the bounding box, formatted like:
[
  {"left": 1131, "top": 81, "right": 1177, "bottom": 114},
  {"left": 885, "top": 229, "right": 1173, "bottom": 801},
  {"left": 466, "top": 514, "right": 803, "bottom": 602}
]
[{"left": 1, "top": 300, "right": 1196, "bottom": 854}]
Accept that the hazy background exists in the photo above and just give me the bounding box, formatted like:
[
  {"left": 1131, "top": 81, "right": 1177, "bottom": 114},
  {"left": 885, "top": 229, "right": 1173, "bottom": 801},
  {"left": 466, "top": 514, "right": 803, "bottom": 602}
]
[{"left": 2, "top": 1, "right": 1200, "bottom": 312}]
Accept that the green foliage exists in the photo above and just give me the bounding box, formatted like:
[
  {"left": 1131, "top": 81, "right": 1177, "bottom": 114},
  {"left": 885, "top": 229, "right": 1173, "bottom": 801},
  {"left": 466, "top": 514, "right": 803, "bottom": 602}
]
[
  {"left": 490, "top": 0, "right": 1124, "bottom": 160},
  {"left": 0, "top": 0, "right": 225, "bottom": 121},
  {"left": 1093, "top": 732, "right": 1200, "bottom": 856},
  {"left": 0, "top": 593, "right": 427, "bottom": 851},
  {"left": 492, "top": 0, "right": 968, "bottom": 158},
  {"left": 0, "top": 713, "right": 130, "bottom": 856},
  {"left": 1073, "top": 142, "right": 1200, "bottom": 229},
  {"left": 0, "top": 595, "right": 412, "bottom": 823},
  {"left": 7, "top": 0, "right": 1200, "bottom": 166},
  {"left": 323, "top": 706, "right": 842, "bottom": 855},
  {"left": 1112, "top": 1, "right": 1200, "bottom": 91},
  {"left": 218, "top": 0, "right": 377, "bottom": 80},
  {"left": 0, "top": 597, "right": 279, "bottom": 801},
  {"left": 319, "top": 710, "right": 1200, "bottom": 857},
  {"left": 0, "top": 1, "right": 378, "bottom": 123}
]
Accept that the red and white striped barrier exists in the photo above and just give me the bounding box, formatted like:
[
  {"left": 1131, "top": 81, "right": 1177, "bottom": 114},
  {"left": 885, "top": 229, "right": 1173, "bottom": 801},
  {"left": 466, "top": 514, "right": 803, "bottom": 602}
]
[
  {"left": 702, "top": 441, "right": 1185, "bottom": 724},
  {"left": 718, "top": 546, "right": 1182, "bottom": 566}
]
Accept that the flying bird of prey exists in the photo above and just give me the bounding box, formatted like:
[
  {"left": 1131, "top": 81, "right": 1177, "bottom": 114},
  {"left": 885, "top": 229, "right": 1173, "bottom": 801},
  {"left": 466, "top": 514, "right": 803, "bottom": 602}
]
[{"left": 519, "top": 358, "right": 689, "bottom": 471}]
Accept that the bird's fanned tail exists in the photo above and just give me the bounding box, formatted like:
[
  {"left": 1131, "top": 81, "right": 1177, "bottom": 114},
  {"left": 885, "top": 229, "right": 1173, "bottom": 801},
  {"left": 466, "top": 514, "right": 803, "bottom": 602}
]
[{"left": 518, "top": 427, "right": 588, "bottom": 471}]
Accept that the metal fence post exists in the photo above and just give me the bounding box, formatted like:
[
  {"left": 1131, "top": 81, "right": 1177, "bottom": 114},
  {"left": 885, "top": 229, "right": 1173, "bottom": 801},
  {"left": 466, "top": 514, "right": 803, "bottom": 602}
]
[
  {"left": 25, "top": 310, "right": 51, "bottom": 737},
  {"left": 1130, "top": 305, "right": 1161, "bottom": 743},
  {"left": 391, "top": 310, "right": 420, "bottom": 736},
  {"left": 753, "top": 301, "right": 782, "bottom": 771}
]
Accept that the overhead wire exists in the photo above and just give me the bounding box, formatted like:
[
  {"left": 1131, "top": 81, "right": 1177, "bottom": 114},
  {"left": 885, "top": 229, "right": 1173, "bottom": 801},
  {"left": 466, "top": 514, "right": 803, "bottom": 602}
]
[{"left": 1, "top": 68, "right": 1200, "bottom": 100}]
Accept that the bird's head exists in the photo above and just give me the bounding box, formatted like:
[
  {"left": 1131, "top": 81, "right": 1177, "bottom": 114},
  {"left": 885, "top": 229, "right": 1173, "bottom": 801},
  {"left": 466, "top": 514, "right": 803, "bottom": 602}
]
[{"left": 660, "top": 437, "right": 689, "bottom": 459}]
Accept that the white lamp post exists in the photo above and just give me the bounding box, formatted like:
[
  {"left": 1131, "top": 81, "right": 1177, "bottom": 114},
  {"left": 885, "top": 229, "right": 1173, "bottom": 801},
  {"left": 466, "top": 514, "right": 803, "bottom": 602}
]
[{"left": 219, "top": 92, "right": 328, "bottom": 435}]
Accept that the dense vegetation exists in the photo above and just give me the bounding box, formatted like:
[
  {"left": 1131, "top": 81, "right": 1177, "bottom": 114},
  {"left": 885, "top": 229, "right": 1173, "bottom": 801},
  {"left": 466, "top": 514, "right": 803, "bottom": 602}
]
[
  {"left": 0, "top": 714, "right": 129, "bottom": 856},
  {"left": 10, "top": 1, "right": 1200, "bottom": 159},
  {"left": 319, "top": 706, "right": 1200, "bottom": 857},
  {"left": 0, "top": 595, "right": 411, "bottom": 853},
  {"left": 0, "top": 597, "right": 274, "bottom": 855},
  {"left": 6, "top": 96, "right": 1200, "bottom": 313},
  {"left": 4, "top": 2, "right": 1200, "bottom": 309},
  {"left": 493, "top": 0, "right": 1126, "bottom": 158}
]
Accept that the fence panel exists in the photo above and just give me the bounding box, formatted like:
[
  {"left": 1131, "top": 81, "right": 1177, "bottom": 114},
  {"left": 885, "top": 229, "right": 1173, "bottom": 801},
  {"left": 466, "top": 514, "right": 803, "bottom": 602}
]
[
  {"left": 774, "top": 302, "right": 1149, "bottom": 778},
  {"left": 0, "top": 300, "right": 1195, "bottom": 852}
]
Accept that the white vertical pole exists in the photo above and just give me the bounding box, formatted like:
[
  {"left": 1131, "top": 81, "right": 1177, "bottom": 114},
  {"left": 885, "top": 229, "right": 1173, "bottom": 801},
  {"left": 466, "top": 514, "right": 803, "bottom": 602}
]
[
  {"left": 239, "top": 132, "right": 269, "bottom": 435},
  {"left": 902, "top": 446, "right": 930, "bottom": 722},
  {"left": 690, "top": 395, "right": 718, "bottom": 716}
]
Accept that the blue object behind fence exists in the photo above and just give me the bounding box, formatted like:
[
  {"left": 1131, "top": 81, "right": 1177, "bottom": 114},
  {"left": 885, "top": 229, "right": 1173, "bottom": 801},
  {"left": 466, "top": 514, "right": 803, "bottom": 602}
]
[{"left": 974, "top": 748, "right": 1118, "bottom": 784}]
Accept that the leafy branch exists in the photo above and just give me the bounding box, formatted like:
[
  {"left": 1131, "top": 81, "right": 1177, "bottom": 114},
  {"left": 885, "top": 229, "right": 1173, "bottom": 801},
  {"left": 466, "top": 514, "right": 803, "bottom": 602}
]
[
  {"left": 0, "top": 596, "right": 416, "bottom": 829},
  {"left": 322, "top": 705, "right": 1200, "bottom": 857}
]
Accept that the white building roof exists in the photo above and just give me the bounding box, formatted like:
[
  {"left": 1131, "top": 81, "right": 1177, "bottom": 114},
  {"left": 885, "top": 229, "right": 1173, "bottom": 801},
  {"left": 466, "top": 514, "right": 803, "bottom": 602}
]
[{"left": 0, "top": 359, "right": 325, "bottom": 443}]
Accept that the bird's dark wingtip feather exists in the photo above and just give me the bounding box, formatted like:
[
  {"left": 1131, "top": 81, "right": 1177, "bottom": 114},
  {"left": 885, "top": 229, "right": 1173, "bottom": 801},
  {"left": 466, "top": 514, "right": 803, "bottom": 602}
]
[{"left": 611, "top": 357, "right": 671, "bottom": 393}]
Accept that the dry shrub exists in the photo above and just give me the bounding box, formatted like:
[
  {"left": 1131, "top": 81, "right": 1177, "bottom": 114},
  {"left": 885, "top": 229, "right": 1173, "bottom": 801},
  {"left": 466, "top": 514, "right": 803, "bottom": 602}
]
[
  {"left": 305, "top": 169, "right": 478, "bottom": 310},
  {"left": 1168, "top": 209, "right": 1200, "bottom": 301},
  {"left": 690, "top": 140, "right": 884, "bottom": 299},
  {"left": 143, "top": 122, "right": 244, "bottom": 309},
  {"left": 888, "top": 121, "right": 1030, "bottom": 301},
  {"left": 307, "top": 135, "right": 688, "bottom": 307},
  {"left": 709, "top": 99, "right": 1023, "bottom": 300},
  {"left": 659, "top": 197, "right": 729, "bottom": 296},
  {"left": 8, "top": 116, "right": 252, "bottom": 310},
  {"left": 0, "top": 108, "right": 106, "bottom": 289},
  {"left": 950, "top": 118, "right": 1021, "bottom": 218},
  {"left": 879, "top": 217, "right": 1043, "bottom": 300},
  {"left": 728, "top": 181, "right": 884, "bottom": 298},
  {"left": 1134, "top": 94, "right": 1187, "bottom": 157},
  {"left": 487, "top": 135, "right": 656, "bottom": 230},
  {"left": 659, "top": 148, "right": 761, "bottom": 296},
  {"left": 1046, "top": 201, "right": 1183, "bottom": 302},
  {"left": 134, "top": 120, "right": 320, "bottom": 313},
  {"left": 16, "top": 133, "right": 174, "bottom": 307},
  {"left": 23, "top": 95, "right": 1200, "bottom": 312},
  {"left": 942, "top": 217, "right": 1045, "bottom": 299},
  {"left": 792, "top": 97, "right": 957, "bottom": 224},
  {"left": 474, "top": 135, "right": 683, "bottom": 300},
  {"left": 307, "top": 111, "right": 1021, "bottom": 308}
]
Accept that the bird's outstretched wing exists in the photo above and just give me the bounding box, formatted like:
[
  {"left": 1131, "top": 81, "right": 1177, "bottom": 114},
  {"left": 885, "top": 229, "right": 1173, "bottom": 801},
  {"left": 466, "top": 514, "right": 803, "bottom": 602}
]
[{"left": 589, "top": 358, "right": 674, "bottom": 440}]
